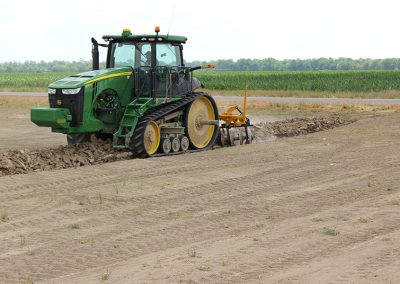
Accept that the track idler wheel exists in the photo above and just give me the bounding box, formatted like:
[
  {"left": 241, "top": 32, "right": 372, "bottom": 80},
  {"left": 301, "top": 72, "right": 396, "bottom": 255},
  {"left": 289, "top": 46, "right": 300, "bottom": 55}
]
[{"left": 185, "top": 95, "right": 219, "bottom": 150}]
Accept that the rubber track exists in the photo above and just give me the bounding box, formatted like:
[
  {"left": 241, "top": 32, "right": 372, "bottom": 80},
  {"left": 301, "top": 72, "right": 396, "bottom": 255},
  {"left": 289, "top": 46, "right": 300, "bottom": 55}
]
[{"left": 130, "top": 92, "right": 218, "bottom": 158}]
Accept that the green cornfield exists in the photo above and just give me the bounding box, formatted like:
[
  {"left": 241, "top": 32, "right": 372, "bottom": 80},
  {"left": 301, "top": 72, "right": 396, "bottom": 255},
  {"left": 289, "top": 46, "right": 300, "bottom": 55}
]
[
  {"left": 1, "top": 70, "right": 400, "bottom": 93},
  {"left": 0, "top": 72, "right": 72, "bottom": 91},
  {"left": 196, "top": 70, "right": 400, "bottom": 93}
]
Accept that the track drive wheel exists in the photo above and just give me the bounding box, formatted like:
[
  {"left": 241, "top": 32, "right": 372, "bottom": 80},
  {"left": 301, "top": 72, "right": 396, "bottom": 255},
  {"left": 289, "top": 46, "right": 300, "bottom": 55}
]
[{"left": 185, "top": 94, "right": 219, "bottom": 150}]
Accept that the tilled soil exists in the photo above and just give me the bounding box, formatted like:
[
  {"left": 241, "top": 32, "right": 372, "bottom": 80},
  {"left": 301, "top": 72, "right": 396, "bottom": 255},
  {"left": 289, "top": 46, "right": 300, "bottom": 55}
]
[
  {"left": 0, "top": 143, "right": 130, "bottom": 176},
  {"left": 252, "top": 115, "right": 355, "bottom": 143},
  {"left": 0, "top": 112, "right": 399, "bottom": 284},
  {"left": 256, "top": 116, "right": 355, "bottom": 137},
  {"left": 0, "top": 115, "right": 355, "bottom": 177}
]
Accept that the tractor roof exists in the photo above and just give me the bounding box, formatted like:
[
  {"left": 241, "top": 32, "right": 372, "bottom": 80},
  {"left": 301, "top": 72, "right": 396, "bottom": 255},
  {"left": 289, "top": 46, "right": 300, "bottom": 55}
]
[{"left": 102, "top": 34, "right": 187, "bottom": 44}]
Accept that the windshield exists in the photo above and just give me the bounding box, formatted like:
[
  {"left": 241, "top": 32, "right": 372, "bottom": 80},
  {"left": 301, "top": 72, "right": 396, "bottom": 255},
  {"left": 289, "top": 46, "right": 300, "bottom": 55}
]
[
  {"left": 109, "top": 42, "right": 182, "bottom": 68},
  {"left": 110, "top": 43, "right": 134, "bottom": 68},
  {"left": 110, "top": 42, "right": 151, "bottom": 68}
]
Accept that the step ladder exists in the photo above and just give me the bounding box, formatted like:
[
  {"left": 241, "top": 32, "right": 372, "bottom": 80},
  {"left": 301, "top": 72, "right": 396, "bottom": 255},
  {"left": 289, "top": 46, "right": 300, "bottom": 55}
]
[{"left": 113, "top": 98, "right": 154, "bottom": 149}]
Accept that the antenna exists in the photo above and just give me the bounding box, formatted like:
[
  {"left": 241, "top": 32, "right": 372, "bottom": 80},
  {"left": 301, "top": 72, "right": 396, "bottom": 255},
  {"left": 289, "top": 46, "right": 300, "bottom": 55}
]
[{"left": 167, "top": 3, "right": 176, "bottom": 37}]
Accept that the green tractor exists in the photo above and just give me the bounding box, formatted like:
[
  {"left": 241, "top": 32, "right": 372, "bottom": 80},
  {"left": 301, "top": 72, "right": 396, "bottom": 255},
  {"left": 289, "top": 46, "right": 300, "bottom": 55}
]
[{"left": 31, "top": 27, "right": 219, "bottom": 158}]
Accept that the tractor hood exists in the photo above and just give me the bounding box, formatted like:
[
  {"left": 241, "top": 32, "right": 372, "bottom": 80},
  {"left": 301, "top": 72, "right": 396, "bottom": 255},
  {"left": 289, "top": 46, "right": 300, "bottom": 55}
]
[{"left": 48, "top": 67, "right": 133, "bottom": 89}]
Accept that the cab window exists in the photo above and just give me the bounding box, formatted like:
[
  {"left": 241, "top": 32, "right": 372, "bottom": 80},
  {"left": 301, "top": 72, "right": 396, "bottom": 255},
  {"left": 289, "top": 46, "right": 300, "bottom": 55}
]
[
  {"left": 156, "top": 44, "right": 182, "bottom": 66},
  {"left": 110, "top": 43, "right": 135, "bottom": 68},
  {"left": 137, "top": 43, "right": 152, "bottom": 67}
]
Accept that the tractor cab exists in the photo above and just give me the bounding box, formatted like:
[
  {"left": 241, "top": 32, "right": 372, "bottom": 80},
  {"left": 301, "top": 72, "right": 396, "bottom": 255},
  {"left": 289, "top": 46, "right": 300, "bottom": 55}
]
[
  {"left": 93, "top": 27, "right": 202, "bottom": 100},
  {"left": 106, "top": 30, "right": 184, "bottom": 70}
]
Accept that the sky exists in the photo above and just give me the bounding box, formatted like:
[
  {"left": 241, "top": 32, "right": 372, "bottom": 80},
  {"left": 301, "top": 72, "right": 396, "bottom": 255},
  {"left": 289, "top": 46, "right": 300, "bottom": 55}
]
[{"left": 1, "top": 0, "right": 399, "bottom": 62}]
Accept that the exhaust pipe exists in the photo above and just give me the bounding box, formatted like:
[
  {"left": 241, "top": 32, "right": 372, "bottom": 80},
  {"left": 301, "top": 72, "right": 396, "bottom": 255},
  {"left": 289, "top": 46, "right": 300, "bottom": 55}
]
[{"left": 91, "top": 37, "right": 99, "bottom": 70}]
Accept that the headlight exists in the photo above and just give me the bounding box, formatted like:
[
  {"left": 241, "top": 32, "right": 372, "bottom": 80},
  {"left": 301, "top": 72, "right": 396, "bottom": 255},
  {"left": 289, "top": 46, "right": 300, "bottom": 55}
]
[
  {"left": 62, "top": 87, "right": 81, "bottom": 95},
  {"left": 48, "top": 88, "right": 56, "bottom": 94}
]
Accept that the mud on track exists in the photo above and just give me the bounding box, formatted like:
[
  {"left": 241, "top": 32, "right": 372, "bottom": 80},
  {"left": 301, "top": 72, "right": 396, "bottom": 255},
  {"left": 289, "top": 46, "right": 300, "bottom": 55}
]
[{"left": 0, "top": 116, "right": 355, "bottom": 176}]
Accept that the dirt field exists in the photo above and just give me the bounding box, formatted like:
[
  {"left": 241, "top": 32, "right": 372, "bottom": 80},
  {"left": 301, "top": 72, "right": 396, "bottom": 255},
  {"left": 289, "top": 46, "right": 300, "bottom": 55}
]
[{"left": 0, "top": 103, "right": 399, "bottom": 283}]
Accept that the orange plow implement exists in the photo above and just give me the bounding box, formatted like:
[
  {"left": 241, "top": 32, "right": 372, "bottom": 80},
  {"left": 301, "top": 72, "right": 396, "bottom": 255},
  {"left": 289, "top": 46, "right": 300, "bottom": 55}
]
[{"left": 218, "top": 89, "right": 252, "bottom": 146}]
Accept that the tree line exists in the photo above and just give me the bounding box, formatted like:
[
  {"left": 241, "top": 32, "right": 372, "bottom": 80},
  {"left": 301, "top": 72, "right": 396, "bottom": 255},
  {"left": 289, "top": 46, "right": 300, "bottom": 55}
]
[
  {"left": 0, "top": 60, "right": 93, "bottom": 73},
  {"left": 1, "top": 58, "right": 400, "bottom": 72},
  {"left": 190, "top": 58, "right": 400, "bottom": 71}
]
